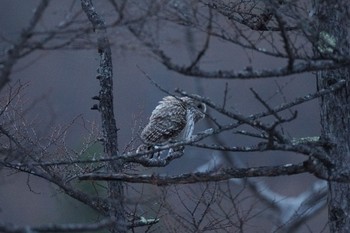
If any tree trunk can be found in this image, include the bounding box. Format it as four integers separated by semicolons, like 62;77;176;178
318;67;350;233
316;1;350;232
81;1;127;232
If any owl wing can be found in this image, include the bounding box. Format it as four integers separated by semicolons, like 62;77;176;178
141;97;187;144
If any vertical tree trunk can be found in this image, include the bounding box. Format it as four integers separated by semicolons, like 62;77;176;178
318;67;350;233
81;1;126;232
316;1;350;232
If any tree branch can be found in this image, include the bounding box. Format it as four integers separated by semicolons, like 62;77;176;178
79;161;311;185
0;0;49;91
155;48;350;79
0;217;117;233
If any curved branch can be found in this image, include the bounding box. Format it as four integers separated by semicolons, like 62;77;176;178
154;48;350;79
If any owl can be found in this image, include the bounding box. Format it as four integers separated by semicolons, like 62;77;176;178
137;95;206;154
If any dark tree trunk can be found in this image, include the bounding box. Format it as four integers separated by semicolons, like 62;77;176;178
81;1;126;232
318;67;350;233
316;1;350;232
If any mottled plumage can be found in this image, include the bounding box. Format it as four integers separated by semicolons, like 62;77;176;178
139;96;206;150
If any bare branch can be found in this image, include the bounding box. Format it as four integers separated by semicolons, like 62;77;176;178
207;1;275;31
0;217;117;233
154;49;349;79
187;7;213;71
274;10;295;71
0;0;49;91
79;161;311;185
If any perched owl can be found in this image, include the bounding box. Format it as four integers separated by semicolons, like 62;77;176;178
137;95;206;154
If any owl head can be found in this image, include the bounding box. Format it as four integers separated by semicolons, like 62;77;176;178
181;96;207;122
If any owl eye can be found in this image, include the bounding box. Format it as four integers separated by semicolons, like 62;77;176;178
197;104;203;109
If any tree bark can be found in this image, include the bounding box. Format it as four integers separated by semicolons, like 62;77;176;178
316;1;350;232
81;1;126;232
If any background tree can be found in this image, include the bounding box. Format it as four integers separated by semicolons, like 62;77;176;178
0;0;349;232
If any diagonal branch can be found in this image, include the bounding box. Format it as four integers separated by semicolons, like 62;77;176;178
0;0;49;91
186;7;213;71
275;12;295;71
